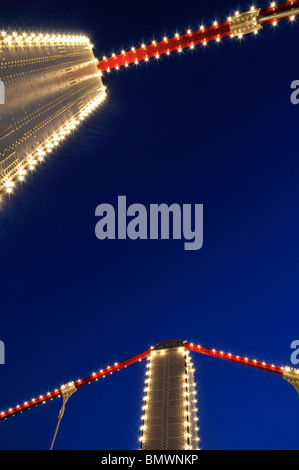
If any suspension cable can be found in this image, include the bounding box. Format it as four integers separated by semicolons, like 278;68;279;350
0;348;152;423
97;0;299;74
185;343;284;374
49;381;76;450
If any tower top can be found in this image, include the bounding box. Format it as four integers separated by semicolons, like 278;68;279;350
154;340;186;350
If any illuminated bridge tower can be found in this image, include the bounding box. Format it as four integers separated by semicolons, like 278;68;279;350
0;31;106;196
140;340;199;450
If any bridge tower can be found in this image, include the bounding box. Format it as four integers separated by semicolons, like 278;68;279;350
139;340;199;450
0;31;106;196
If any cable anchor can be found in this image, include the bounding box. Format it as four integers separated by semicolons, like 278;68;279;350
283;368;299;396
230;9;262;36
50;381;77;450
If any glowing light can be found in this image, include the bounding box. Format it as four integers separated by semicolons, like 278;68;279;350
1;90;106;195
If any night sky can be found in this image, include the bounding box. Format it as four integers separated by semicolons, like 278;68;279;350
0;0;299;450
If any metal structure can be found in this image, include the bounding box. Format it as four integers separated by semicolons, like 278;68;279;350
97;0;299;73
49;381;76;451
0;339;298;450
0;1;299;199
0;33;106;196
1;0;299;446
140;340;199;450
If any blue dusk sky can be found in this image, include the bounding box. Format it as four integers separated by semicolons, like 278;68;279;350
0;0;298;450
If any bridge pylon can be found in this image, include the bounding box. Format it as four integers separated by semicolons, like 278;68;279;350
139;340;199;450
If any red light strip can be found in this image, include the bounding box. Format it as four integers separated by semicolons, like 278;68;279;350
0;341;287;423
75;348;151;389
97;0;299;74
98;22;231;73
260;0;299;25
0;348;152;422
185;343;284;375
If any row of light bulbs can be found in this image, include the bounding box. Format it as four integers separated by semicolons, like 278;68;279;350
1;390;60;419
0;350;151;420
1;87;107;197
188;343;299;375
139;355;152;445
184;351;200;450
100;2;297;73
139;347;200;450
0;31;90;46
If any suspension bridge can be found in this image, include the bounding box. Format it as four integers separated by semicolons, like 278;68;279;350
1;0;299;450
0;339;298;449
0;0;299;198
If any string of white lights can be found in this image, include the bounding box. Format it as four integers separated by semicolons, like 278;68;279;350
1;88;107;197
